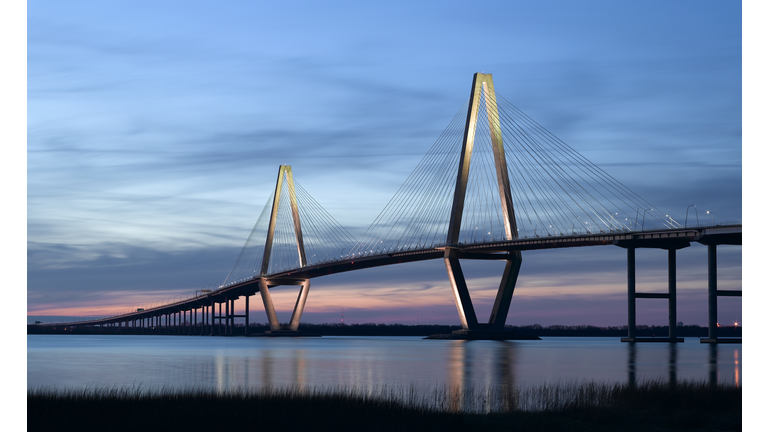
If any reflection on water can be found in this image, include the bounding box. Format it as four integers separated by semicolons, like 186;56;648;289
28;335;741;397
669;344;677;388
709;344;719;387
448;341;518;412
628;343;636;387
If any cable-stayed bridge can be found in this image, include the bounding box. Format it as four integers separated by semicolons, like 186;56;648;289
37;73;741;342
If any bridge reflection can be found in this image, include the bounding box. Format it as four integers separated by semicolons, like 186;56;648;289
626;342;740;388
198;339;742;401
447;340;517;412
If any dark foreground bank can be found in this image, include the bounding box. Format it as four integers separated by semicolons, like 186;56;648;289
28;380;740;432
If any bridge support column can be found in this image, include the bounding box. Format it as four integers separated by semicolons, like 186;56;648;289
668;248;677;340
259;279;283;331
488;251;523;330
444;249;478;330
225;298;230;336
233;299;237;334
707;244;718;341
218;302;223;335
627;247;636;339
288;280;311;331
208;303;213;336
259;278;313;335
699;243;742;343
230;298;235;335
244;295;249;336
435;249;530;339
619;241;685;343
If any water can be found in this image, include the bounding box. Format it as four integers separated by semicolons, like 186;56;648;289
27;335;740;392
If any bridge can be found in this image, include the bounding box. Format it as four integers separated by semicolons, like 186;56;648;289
36;73;741;343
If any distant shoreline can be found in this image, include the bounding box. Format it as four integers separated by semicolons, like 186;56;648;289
27;323;742;338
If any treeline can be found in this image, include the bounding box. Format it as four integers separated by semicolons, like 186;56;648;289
506;324;741;338
280;323;741;337
27;322;742;337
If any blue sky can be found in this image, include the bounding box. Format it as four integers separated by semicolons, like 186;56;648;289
24;1;744;326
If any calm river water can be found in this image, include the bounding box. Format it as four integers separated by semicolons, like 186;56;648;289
27;335;740;392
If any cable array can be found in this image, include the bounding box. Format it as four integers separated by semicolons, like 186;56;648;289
494;93;680;238
347;100;470;257
221;191;273;286
225;84;681;271
348;86;680;257
222;172;358;285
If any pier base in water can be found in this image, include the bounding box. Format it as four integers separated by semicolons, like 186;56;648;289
424;330;540;340
621;337;684;343
249;330;321;337
699;338;741;344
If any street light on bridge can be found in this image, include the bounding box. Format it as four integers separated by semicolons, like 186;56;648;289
685;205;699;228
641;208;653;231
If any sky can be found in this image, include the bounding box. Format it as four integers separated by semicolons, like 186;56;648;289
23;1;746;327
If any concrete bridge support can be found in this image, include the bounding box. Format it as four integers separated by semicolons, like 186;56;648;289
244;295;250;336
437;73;528;339
259;278;312;334
619;240;687;343
443;250;478;330
249;165;313;336
225;297;248;335
700;243;742;343
207;302;211;335
443;250;522;334
225;298;230;335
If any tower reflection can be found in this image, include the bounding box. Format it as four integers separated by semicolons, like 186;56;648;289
627;342;678;387
708;343;718;388
294;349;307;391
627;342;637;387
212;348;308;391
448;340;518;412
669;343;677;388
705;345;743;388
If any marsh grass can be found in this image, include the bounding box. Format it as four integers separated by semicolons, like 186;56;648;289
28;380;740;432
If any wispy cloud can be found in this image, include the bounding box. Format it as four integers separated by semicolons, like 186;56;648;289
27;1;741;325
